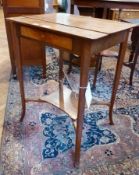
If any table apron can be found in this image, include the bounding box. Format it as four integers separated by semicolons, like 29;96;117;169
90;30;128;55
20;25;129;56
20;25;73;51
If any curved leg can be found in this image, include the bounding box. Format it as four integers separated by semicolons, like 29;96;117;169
11;22;26;122
20;106;26;122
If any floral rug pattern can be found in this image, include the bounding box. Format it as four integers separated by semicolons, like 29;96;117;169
40;112;75;159
40;111;117;160
1;47;139;175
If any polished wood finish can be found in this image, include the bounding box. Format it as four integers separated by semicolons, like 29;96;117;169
7;13;135;167
2;0;46;76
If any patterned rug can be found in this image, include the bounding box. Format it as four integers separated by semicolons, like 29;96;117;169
1;47;139;175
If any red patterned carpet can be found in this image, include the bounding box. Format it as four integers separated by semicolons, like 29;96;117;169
1;48;139;174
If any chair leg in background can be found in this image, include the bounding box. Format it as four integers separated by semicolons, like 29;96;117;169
93;55;102;88
67;53;74;74
129;44;139;86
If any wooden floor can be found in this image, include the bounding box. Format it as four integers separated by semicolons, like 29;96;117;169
0;8;11;145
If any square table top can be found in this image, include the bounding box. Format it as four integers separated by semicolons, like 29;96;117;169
8;13;136;40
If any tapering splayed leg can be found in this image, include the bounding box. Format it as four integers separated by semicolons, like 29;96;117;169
11;22;26;122
74;42;91;167
109;31;129;125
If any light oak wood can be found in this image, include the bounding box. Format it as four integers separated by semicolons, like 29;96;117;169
25;13;135;34
20;26;73;50
8;13;135;38
8;15;107;40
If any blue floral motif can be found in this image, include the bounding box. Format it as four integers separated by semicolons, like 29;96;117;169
40;111;117;159
82;111;117;150
40;113;75;159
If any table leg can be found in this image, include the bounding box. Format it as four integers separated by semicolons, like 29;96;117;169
11;22;26;122
67;53;74;74
58;51;65;109
6;20;17;76
109;31;129;125
59;51;64;80
42;44;46;79
74;42;91;167
93;54;102;88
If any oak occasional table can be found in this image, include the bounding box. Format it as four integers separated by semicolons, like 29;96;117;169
7;13;135;167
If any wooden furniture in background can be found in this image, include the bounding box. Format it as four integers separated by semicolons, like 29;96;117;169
70;0;139;70
71;0;139;86
7;13;135;166
71;0;139;19
2;0;46;77
123;19;139;85
109;9;139;20
93;20;139;87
